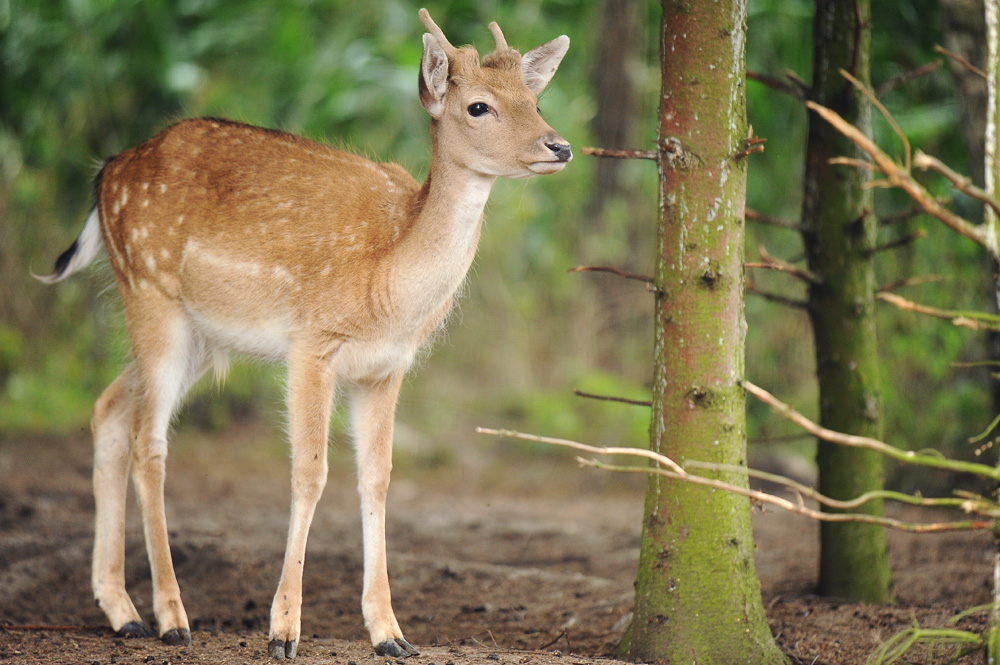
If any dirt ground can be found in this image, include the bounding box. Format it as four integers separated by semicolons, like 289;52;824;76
1;421;996;665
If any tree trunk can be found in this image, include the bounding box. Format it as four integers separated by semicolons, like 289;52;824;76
802;0;893;602
626;1;787;662
585;0;648;373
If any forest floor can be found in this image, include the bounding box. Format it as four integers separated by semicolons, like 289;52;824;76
0;421;995;665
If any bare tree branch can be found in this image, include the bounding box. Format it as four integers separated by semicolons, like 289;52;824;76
935;44;989;80
476;427;686;475
877;292;1000;331
475;427;993;533
877;274;943;293
806;98;990;252
869;229;928;254
742;380;1000;480
746;246;821;284
879;201;950;226
914;150;1000;219
877;60;944;97
745;208;801;231
684;459;996;515
840;68;912;172
746;70;808;100
581;146;658;161
568;264;655;285
746;286;808;309
573;389;652;408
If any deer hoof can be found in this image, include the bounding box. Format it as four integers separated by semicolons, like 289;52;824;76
117;621;155;639
161;628;192;646
374;638;420;658
269;638;298;660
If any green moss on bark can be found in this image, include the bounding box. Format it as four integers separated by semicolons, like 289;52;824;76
803;0;892;603
626;1;787;663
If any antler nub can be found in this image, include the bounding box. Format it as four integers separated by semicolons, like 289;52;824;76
419;8;457;55
488;21;509;52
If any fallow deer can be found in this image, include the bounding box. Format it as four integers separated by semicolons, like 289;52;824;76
37;8;571;660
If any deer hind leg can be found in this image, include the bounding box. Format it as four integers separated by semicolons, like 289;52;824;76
92;364;154;638
125;299;209;647
268;340;340;660
352;372;418;658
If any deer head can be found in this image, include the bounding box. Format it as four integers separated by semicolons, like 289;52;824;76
417;8;572;180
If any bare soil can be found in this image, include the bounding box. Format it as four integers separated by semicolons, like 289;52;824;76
0;422;994;665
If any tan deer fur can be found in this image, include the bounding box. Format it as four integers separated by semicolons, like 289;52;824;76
37;8;570;661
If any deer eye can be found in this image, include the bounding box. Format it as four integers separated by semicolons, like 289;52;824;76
468;102;491;117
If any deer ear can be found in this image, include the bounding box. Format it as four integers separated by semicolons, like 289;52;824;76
419;33;450;118
521;35;569;95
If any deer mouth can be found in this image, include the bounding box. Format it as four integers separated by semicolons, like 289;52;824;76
525;159;570;175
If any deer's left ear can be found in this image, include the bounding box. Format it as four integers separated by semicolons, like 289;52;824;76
521;35;569;95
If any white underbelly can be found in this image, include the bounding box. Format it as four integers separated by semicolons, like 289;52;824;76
186;306;292;359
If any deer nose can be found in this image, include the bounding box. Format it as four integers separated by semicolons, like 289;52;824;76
546;142;573;163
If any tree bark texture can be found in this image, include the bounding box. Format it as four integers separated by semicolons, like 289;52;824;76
627;1;787;662
802;0;893;602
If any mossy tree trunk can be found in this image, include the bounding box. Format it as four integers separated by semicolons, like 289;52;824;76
802;0;892;602
625;1;787;662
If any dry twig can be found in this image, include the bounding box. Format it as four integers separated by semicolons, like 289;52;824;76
746;285;808;310
746;70;808;100
745;208;801;231
934;44;989;80
914;151;1000;218
475;427;993;532
572;389;652;408
869;229;928;254
742;380;1000;480
568;265;655;285
806;99;990;251
876;60;944;97
877;292;1000;331
746;246;820;284
581;146;658;161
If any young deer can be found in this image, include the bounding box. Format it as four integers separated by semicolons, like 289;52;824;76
38;8;570;660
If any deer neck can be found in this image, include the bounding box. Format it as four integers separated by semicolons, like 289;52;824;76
385;141;495;324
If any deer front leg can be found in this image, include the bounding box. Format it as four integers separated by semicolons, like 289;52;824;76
92;366;153;638
268;342;338;660
352;372;419;659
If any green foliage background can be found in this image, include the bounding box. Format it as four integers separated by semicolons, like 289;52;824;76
0;0;991;486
